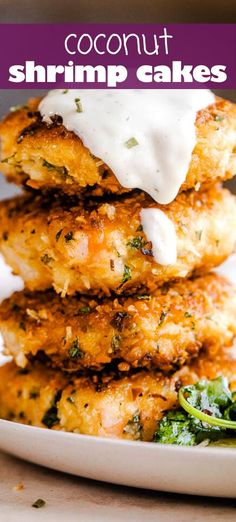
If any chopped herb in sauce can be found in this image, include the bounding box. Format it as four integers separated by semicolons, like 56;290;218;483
124;137;139;149
75;98;83;112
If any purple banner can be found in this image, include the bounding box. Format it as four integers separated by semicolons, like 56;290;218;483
0;23;235;88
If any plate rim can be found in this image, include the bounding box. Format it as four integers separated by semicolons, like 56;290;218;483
1;417;236;459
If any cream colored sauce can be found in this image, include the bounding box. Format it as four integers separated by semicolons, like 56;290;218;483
140;208;177;265
39;89;214;204
39;88;214;265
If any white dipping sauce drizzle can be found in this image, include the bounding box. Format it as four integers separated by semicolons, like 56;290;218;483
39;89;215;265
140;208;177;265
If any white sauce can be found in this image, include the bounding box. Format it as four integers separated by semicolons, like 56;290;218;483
39;89;214;204
39;88;215;266
140;208;177;265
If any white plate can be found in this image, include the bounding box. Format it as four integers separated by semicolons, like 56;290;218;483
0;420;236;498
0;251;236;497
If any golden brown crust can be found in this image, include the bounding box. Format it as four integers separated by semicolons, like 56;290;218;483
0;347;236;440
0;185;235;296
0;96;236;196
1;274;236;373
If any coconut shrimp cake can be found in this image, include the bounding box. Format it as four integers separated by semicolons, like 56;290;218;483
0;347;236;441
1;274;236;372
0;185;235;296
0;93;236;199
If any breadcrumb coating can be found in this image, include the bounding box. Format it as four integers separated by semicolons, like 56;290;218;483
0;347;236;441
0;185;235;296
0;97;236;196
1;274;236;372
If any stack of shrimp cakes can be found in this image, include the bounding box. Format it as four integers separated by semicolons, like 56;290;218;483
0;95;236;441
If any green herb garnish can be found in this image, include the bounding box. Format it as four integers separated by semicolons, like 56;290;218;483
125;137;139;149
75;98;83;112
154;377;236;446
136;294;150;300
136;224;143;232
123;413;142;437
121;265;132;285
42;159;68;178
79;306;91;314
179;378;236;429
68;338;83;359
127;236;146;250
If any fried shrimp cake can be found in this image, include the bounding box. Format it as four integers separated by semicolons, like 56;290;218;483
0;347;236;440
0;96;236;196
0;185;235;296
1;274;236;372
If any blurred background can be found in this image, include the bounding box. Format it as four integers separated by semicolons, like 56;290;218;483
0;0;235;194
0;0;235;23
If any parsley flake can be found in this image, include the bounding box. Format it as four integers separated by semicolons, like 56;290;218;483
75;98;83;112
121;265;132;285
68;338;83;359
124;137;139;149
